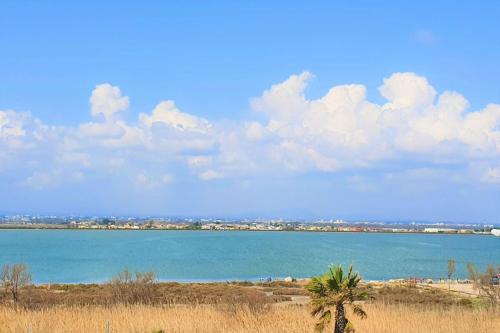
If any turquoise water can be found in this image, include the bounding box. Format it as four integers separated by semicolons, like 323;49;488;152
0;230;498;283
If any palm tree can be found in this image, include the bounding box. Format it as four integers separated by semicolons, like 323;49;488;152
307;265;367;333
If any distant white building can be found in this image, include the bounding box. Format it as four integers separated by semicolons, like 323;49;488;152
491;229;500;237
424;228;455;233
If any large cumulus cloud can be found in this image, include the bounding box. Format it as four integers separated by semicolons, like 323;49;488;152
246;71;500;176
1;72;499;190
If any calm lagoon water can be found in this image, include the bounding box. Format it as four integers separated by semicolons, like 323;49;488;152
0;230;498;283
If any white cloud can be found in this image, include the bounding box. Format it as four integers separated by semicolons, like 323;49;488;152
57;152;92;167
0;110;26;139
135;172;173;189
1;73;500;190
199;169;223;181
187;156;213;168
244;122;267;141
0;110;51;149
90;84;129;120
248;71;500;173
139;100;211;132
481;167;500;184
251;71;312;122
379;72;436;109
21;171;61;189
78;121;125;138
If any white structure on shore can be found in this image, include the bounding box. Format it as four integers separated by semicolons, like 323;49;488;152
491;229;500;237
424;227;455;233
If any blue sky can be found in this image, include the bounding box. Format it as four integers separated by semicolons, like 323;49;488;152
1;1;499;222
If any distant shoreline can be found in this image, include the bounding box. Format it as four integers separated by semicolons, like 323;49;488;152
0;224;496;236
0;223;497;236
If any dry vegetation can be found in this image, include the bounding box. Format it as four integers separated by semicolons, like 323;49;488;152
1;271;498;332
1;303;499;333
0;277;500;333
0;282;286;309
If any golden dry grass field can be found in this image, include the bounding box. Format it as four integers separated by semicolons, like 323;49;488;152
1;280;499;333
1;303;499;333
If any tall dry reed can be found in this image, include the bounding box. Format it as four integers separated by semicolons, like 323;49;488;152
0;303;498;333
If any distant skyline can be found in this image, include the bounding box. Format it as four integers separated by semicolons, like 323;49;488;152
1;213;497;227
1;1;500;222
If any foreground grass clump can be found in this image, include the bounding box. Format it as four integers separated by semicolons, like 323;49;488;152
1;303;498;333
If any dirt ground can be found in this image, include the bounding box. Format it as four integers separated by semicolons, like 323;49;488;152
425;281;481;296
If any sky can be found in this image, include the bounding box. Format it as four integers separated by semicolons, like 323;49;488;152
1;1;500;222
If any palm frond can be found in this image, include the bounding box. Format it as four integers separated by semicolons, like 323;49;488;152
308;276;329;292
310;298;327;317
319;309;332;322
352;304;367;319
314;309;332;333
356;291;369;300
333;265;343;286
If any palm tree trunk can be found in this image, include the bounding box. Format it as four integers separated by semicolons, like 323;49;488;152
334;303;348;333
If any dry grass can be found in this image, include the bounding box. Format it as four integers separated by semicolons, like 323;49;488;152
1;303;499;333
1;282;497;332
5;281;475;310
3;283;280;308
351;304;499;333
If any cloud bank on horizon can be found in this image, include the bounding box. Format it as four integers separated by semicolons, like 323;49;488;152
1;71;500;219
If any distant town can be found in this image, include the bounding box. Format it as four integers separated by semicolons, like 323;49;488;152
0;215;499;236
